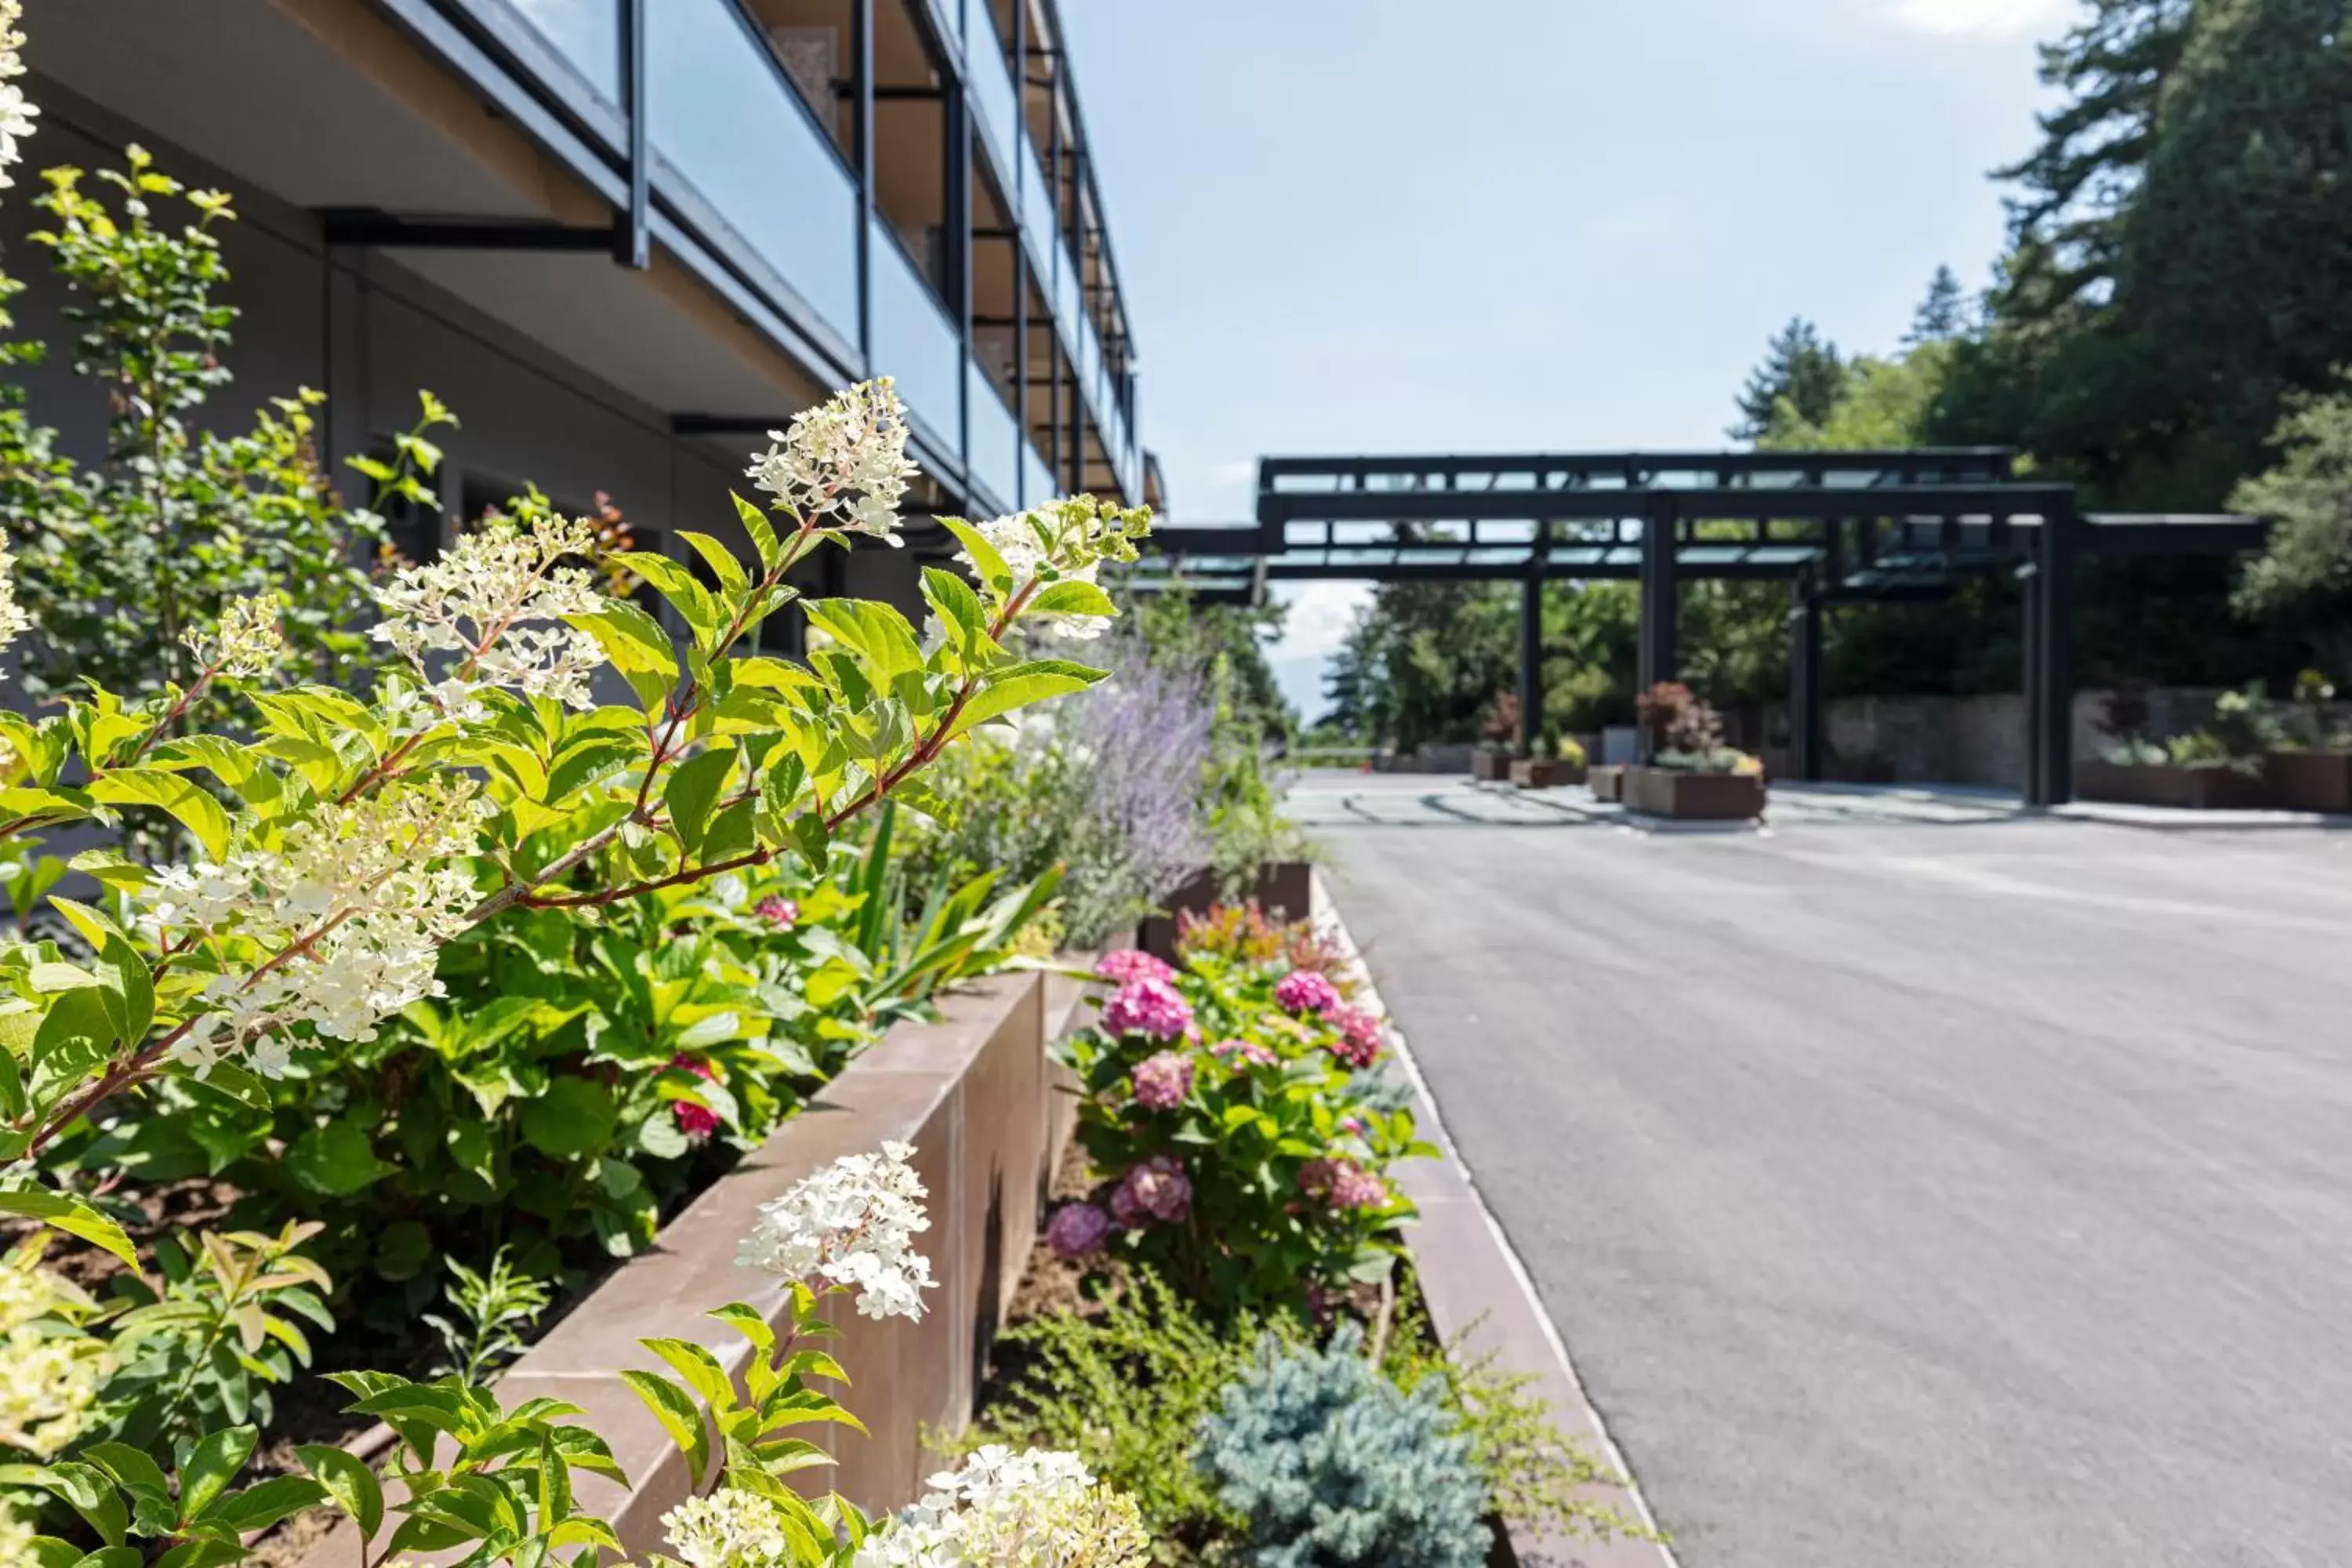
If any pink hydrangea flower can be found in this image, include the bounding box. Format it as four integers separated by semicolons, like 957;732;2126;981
1096;949;1175;986
756;895;799;927
1109;1155;1192;1226
670;1054;720;1138
1131;1050;1194;1110
1102;977;1194;1040
1044;1202;1112;1258
1329;1005;1385;1069
1274;969;1341;1016
1299;1156;1387;1211
1210;1036;1279;1068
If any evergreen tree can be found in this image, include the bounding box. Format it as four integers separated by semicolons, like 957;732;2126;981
1904;265;1969;345
1730;318;1849;442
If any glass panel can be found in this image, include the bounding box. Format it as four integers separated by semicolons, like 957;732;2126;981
1023;441;1057;506
505;0;621;100
869;217;961;452
652;0;860;343
1054;240;1081;356
1020;143;1055;259
965;22;1021;176
966;358;1020;513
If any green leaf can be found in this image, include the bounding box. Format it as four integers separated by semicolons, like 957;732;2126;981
620;1370;712;1492
802;600;926;684
178;1427;257;1522
1025;579;1117;619
731;491;784;574
938;516;1010;593
520;1077;617;1160
568;601;680;713
199;1475;326;1534
946;659;1107;741
87;768;231;860
0;1461;127;1544
678;531;750;595
920;566;989;649
662;748;736;857
699;797;759;865
0;1185;139;1269
285;1123;397;1197
616;551;723;646
154;1544;247;1568
294;1445;383;1540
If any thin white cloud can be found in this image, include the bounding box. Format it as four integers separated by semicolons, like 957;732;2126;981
1878;0;2072;40
1276;581;1370;661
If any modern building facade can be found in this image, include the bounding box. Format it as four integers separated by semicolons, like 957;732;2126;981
13;0;1152;616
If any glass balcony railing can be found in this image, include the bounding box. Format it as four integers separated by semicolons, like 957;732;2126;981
1022;441;1057;507
869;218;962;454
966;26;1022;181
967;358;1020;513
1054;249;1081;361
503;0;621;102
1019;143;1056;281
651;0;860;346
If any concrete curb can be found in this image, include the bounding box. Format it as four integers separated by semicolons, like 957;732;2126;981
1313;871;1682;1568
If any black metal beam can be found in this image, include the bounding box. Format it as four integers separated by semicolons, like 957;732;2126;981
1519;523;1548;759
1790;577;1822;782
1638;498;1679;710
1262;485;2078;526
612;0;648;269
320;210;615;251
1258;448;2017;485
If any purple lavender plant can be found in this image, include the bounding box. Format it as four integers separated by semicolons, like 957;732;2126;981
1053;641;1215;945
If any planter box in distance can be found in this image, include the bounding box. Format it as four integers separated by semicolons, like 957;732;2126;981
1472;750;1513;782
1139;859;1315;960
2073;759;2273;811
1509;758;1587;789
2263;750;2352;813
1622;765;1765;821
1587;764;1625;803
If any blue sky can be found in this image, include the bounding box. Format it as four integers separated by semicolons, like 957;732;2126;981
1057;0;2072;717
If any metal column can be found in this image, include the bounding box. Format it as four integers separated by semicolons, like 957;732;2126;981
2024;504;2076;806
1638;497;1679;695
1789;575;1823;782
1518;535;1546;755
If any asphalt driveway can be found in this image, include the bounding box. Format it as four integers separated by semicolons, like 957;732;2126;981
1308;777;2352;1568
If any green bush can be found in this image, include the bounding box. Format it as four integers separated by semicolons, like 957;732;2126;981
1196;1321;1491;1568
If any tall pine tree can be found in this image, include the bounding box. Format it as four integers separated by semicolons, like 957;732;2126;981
1904;265;1969;345
1730;318;1848;443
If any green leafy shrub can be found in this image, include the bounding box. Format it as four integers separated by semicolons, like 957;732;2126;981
1054;933;1428;1314
1196;1322;1490;1568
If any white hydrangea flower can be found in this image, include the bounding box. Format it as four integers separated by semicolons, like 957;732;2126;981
0;0;36;192
952;505;1120;641
956;511;1051;586
0;538;30;654
736;1140;935;1321
371;510;610;713
857;1446;1149;1567
746;378;918;545
0;1250;108;1458
0;1502;31;1563
183;593;283;680
143;776;492;1073
659;1487;795;1568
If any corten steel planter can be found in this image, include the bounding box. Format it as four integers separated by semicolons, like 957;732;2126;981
2263;750;2352;813
2073;759;2274;811
1622;765;1766;821
1587;764;1625;803
1472;750;1513;782
289;964;1096;1566
1509;758;1587;789
1139;858;1315;959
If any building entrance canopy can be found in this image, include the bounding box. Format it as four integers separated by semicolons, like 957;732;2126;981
1134;450;2266;806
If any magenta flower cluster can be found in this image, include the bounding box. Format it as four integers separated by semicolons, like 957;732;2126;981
1210;1036;1278;1068
1274;968;1341;1015
669;1054;721;1138
1329;1004;1385;1069
1045;1201;1112;1258
1095;948;1175;986
1299;1156;1388;1211
1102;976;1195;1040
1111;1155;1192;1226
755;895;799;928
1131;1050;1193;1110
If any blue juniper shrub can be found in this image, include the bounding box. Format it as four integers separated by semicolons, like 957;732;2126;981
1196;1323;1494;1568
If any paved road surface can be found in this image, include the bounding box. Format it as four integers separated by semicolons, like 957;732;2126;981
1309;777;2352;1568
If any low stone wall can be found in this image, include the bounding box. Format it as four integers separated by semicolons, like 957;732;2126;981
293;964;1095;1564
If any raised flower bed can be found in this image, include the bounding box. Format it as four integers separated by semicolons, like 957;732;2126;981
1623;765;1766;820
2074;758;2275;810
1510;757;1587;789
2263;750;2352;813
1588;763;1627;802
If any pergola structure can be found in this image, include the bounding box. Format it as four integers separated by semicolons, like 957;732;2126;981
1136;449;2267;807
